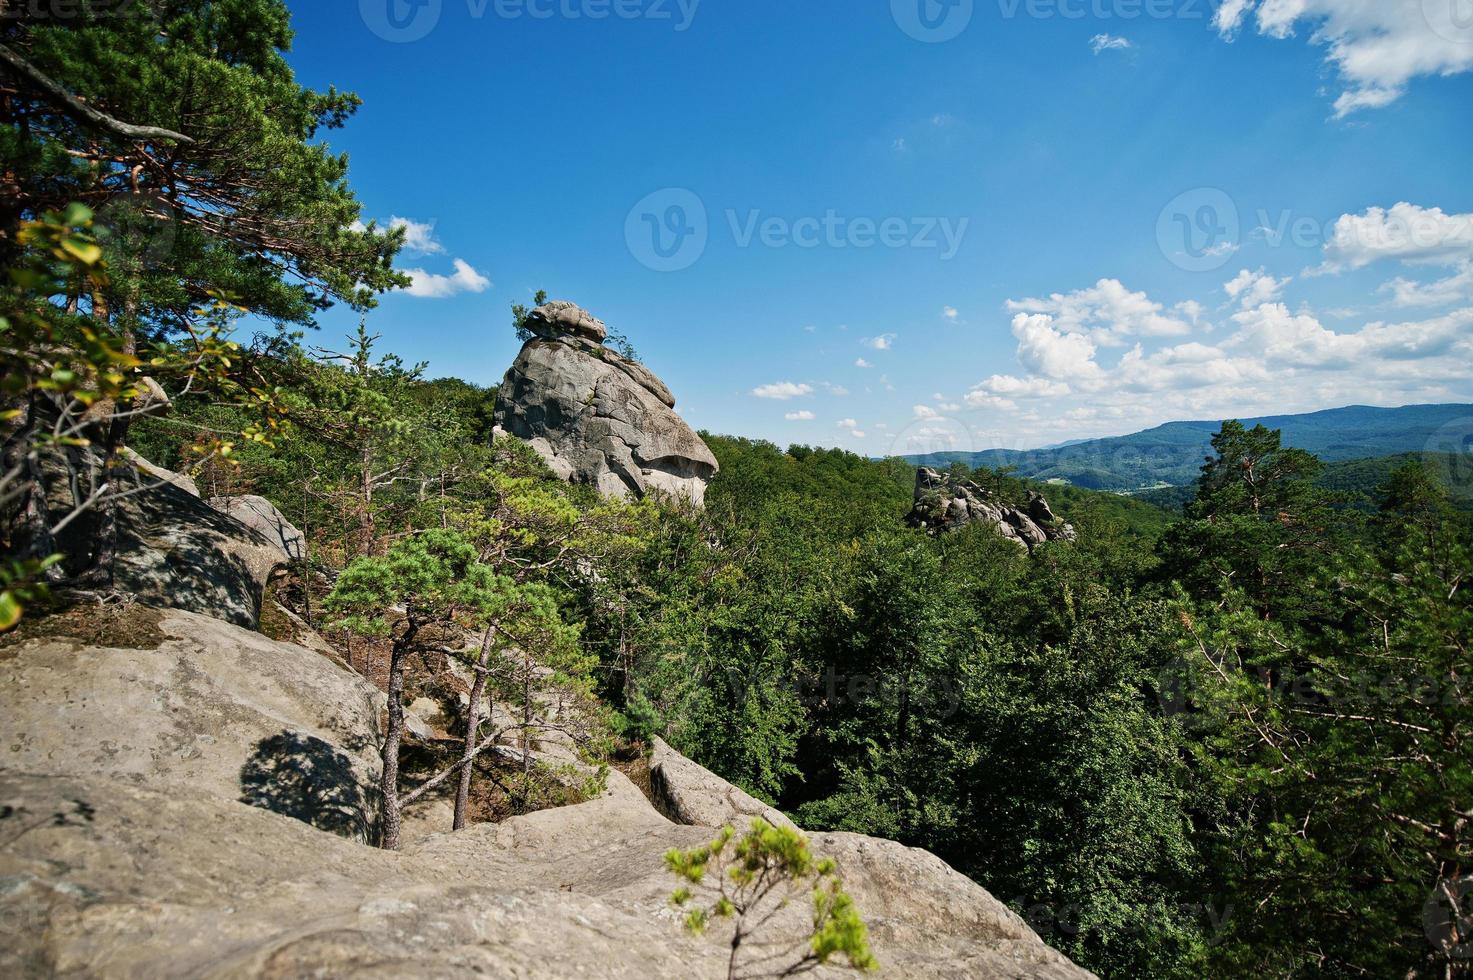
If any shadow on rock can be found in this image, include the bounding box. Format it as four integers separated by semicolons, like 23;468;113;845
239;731;373;843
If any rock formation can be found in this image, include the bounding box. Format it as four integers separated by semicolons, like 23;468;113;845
0;605;1095;978
493;301;718;505
208;494;306;564
106;465;291;629
907;467;1077;549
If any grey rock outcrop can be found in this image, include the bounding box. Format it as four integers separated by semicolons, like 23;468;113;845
0;607;383;842
208;494;306;563
106;470;292;628
649;735;797;830
908;467;1076;549
494;300;718;505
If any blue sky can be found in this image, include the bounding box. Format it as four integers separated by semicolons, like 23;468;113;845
286;0;1473;454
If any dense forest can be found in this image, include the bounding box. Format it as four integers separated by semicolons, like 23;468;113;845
2;4;1470;978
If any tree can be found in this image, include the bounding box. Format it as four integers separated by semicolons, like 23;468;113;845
1;1;405;588
323;529;579;849
511;290;548;343
1;203;285;618
666;818;876;979
1174;466;1472;977
1158;422;1336;626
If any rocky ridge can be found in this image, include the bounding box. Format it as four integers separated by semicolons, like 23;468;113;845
907;466;1077;549
493;300;719;505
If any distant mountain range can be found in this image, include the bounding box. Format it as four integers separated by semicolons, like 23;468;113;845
905;404;1473;492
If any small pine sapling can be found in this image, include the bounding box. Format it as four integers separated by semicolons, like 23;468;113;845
665;818;876;979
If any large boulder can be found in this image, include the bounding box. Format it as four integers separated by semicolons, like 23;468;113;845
494;301;718;505
107;471;291;629
208;494;306;563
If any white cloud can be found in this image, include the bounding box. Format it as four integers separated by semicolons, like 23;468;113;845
855;358;872;368
967;375;1071;405
1320;204;1473;272
823;382;850;397
892;138;907;152
862;334;896;351
938;402;961;412
1174;300;1206;325
401;259;492;299
1011;313;1105;382
1380;263;1473;308
1006;278;1192;345
1214;1;1473;117
942;306;960;322
1226;302;1472;369
913;404;942;420
1091;33;1132;54
354;216;446;256
1224;268;1291;308
958;267;1473;447
751;381;814;400
784;410;816;421
388;216;445;256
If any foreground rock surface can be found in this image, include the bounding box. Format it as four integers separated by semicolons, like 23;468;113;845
907;467;1077;549
0;607;1094;979
494;300;718;505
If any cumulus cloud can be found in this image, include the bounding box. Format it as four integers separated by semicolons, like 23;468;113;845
1320;204;1473;272
960;271;1473;446
967;375;1071;405
1380;263;1473;308
942;306;960;322
353;216;446;256
1006;278;1193;345
1224;268;1291;308
751;382;814;400
862;334;896;351
855;358;873;368
1213;1;1473;117
401;259;492;299
913;404;942;420
1011;314;1105;382
1091;33;1132;54
784;410;816;421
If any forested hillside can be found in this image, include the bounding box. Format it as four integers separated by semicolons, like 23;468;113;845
912;404;1473;490
2;3;1470;979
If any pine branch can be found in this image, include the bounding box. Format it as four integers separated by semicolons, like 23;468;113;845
0;43;194;145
